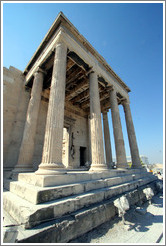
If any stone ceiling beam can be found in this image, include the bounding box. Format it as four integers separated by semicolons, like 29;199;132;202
66;67;84;84
66;57;75;71
62;31;130;98
80;88;108;109
65;79;88;100
71;89;89;104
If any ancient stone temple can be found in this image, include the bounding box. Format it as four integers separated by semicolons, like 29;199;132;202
3;12;159;243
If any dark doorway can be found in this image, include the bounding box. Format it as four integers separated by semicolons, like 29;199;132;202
80;147;86;166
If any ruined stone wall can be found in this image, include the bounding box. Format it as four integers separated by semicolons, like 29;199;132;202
3;67;30;170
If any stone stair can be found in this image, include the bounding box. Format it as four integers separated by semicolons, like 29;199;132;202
3;169;157;230
9;171;151;204
3;168;143;190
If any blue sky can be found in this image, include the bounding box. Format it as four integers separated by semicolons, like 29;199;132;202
3;2;163;164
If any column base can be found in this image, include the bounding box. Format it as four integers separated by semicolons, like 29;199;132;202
89;163;109;172
35;163;67;175
116;163;129;169
107;162;115;169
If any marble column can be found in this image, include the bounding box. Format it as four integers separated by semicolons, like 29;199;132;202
88;115;92;165
122;100;142;168
103;111;113;168
36;42;67;175
109;88;128;168
89;72;108;171
13;68;45;173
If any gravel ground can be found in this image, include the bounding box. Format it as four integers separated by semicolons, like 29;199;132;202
69;193;164;244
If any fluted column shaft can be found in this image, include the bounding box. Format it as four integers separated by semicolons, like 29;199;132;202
103;112;113;168
89;72;108;171
36;42;67;175
123;101;142;168
13;68;45;173
109;89;128;168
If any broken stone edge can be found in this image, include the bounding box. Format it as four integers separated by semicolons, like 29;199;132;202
16;179;163;243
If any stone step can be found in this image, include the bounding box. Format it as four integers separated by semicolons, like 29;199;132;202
3;175;157;229
17;169;148;187
16;179;162;243
9;172;152;204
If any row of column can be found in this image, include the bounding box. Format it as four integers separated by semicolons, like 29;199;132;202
102;95;141;169
13;40;142;175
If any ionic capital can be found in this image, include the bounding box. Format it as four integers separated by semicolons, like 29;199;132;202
89;70;95;74
55;40;67;49
51;33;67;54
34;67;47;76
108;86;118;100
86;67;93;76
54;29;67;50
56;27;66;42
88;69;96;81
121;98;130;106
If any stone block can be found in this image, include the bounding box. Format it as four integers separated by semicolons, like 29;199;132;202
18;179;160;243
84;179;106;192
4;170;158;232
17;170;137;187
5;177;161;243
10;181;39;204
9;172;145;204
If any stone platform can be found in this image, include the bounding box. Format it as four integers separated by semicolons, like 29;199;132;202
3;169;158;232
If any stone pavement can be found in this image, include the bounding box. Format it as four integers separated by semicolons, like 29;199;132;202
70;193;164;244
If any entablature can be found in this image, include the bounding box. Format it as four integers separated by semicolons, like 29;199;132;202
23;12;130;114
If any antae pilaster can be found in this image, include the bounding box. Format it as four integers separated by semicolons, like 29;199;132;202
36;41;67;175
13;68;46;173
103;111;113;168
109;88;128;168
89;72;108;171
122;100;142;168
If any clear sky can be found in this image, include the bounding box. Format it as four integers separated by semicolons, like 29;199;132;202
3;2;163;164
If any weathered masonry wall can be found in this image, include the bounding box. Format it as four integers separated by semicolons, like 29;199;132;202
64;103;89;169
3;67;30;170
3;67;89;171
32;100;89;170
